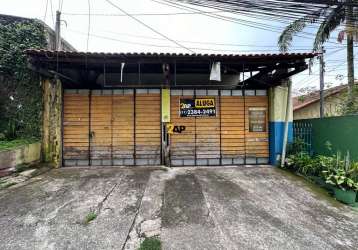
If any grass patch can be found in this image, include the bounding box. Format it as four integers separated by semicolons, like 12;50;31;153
84;211;97;224
139;237;162;250
0;138;39;151
0;181;16;189
15;164;29;173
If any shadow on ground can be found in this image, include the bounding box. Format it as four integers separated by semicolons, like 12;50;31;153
0;166;357;250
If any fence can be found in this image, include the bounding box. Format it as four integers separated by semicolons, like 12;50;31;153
294;115;358;160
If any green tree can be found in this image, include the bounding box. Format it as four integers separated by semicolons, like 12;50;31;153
278;2;357;112
0;20;47;139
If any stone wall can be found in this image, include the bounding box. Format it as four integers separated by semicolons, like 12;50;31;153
0;142;41;172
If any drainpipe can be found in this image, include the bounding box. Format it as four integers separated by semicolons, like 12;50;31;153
280;79;292;167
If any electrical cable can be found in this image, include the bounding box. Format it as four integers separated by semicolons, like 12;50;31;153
67;28;317;53
97;28;348;49
49;0;55;26
86;0;91;52
43;0;49;22
60;0;64;12
103;0;195;53
150;0;346;45
62;10;224;16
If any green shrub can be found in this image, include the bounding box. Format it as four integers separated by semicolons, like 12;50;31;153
139;237;161;250
287;138;308;155
84;211;97;224
0;19;47;140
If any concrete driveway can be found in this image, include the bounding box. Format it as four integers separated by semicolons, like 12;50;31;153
0;166;357;250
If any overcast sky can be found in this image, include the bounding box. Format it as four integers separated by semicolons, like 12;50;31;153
1;0;356;95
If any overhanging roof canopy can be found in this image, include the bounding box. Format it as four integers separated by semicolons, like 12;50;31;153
26;49;316;89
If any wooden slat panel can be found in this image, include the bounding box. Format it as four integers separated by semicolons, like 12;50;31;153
112;94;135;161
221;96;245;158
90;95;112;160
63;92;89;162
135;92;161;164
245;96;269;157
170;96;196;161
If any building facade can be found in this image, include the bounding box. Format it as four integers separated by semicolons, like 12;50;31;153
26;50;314;167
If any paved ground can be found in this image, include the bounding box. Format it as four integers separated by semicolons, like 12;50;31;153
0;166;357;250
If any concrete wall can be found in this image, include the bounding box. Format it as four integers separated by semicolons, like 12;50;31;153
269;85;293;165
293;92;345;120
0;142;41;170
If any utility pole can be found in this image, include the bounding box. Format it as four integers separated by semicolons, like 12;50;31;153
319;46;325;118
55;10;61;50
280;78;292;168
346;1;355;107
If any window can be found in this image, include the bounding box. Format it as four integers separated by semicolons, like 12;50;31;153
249;107;266;132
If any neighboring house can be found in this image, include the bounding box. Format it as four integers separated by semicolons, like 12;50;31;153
293;84;352;120
0;13;75;51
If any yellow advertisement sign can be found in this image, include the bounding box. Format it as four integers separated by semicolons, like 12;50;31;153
195;98;215;108
180;98;216;117
161;89;170;122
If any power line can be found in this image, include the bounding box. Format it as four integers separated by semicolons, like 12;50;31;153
98;28;347;49
103;0;194;53
43;0;49;23
86;0;91;52
150;0;345;46
49;0;55;26
59;0;64;12
66;28;320;53
62;10;225;16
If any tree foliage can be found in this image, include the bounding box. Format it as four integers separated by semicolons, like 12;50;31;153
278;3;357;114
0;20;47;140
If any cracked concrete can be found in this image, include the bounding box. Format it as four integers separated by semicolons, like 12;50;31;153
0;166;357;250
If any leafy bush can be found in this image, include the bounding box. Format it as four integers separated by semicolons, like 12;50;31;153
322;151;358;191
285;148;358;192
139;237;161;250
0;20;47;140
287;138;308;155
324;169;358;191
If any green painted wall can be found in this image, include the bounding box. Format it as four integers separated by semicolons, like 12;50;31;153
295;115;358;160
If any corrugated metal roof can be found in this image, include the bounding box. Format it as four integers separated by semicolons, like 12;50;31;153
25;49;317;60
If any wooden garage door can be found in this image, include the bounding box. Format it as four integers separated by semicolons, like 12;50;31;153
63;90;90;166
169;89;269;166
63;89;160;166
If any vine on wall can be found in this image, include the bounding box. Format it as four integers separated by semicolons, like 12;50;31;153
0;20;47;140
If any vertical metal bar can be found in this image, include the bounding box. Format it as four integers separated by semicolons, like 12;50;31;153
194;89;197;166
160;88;163;165
88;90;92;166
111;90;114;166
133;89;136;165
219;92;222;166
242;65;247;164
